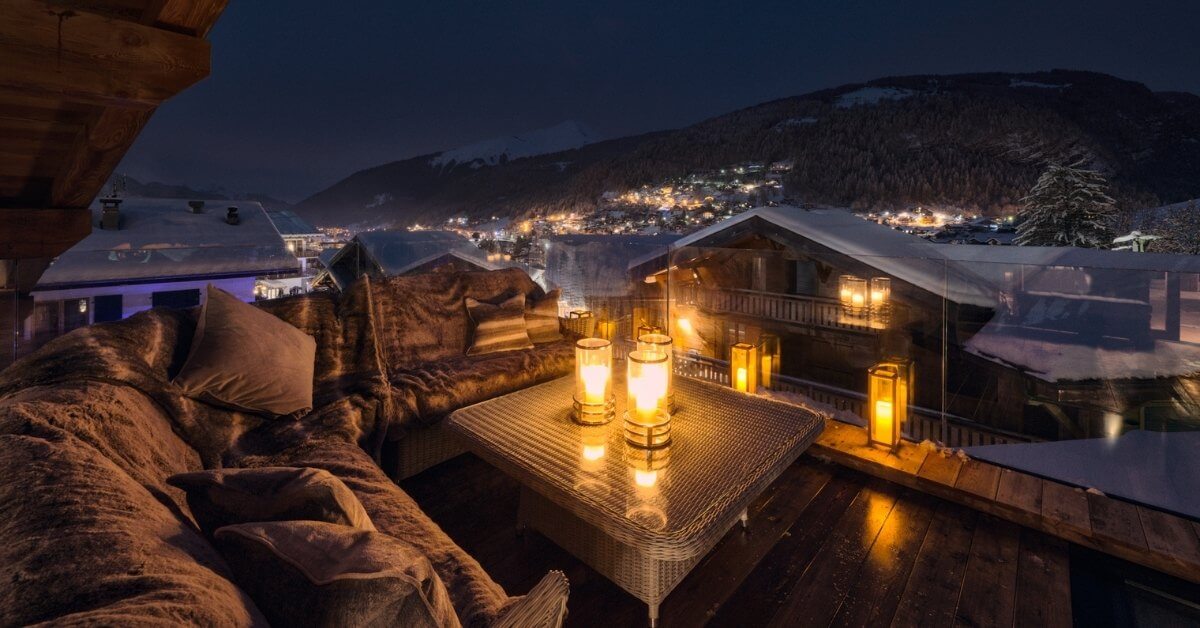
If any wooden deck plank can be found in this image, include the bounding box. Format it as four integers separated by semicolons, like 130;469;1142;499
708;470;865;627
1014;529;1072;628
660;460;836;626
829;488;940;627
765;478;900;627
815;419;930;477
955;459;1001;500
995;467;1043;518
1088;493;1148;552
954;515;1020;628
1040;480;1092;537
890;502;977;628
917;451;963;487
1137;506;1200;570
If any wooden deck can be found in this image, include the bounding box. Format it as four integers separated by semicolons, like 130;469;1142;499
403;454;1073;627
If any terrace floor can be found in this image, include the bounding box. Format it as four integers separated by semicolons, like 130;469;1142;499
406;454;1087;627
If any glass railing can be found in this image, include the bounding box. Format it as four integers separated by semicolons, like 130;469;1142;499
548;240;1197;520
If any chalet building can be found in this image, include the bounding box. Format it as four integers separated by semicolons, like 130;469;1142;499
541;233;677;318
265;208;325;272
629;206;1200;443
313;230;499;292
25;198;297;353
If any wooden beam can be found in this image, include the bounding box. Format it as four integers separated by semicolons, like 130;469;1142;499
0;0;211;108
50;106;153;207
144;0;229;38
0;207;91;258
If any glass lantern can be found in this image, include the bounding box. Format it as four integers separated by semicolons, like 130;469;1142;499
758;333;780;389
867;359;910;450
839;275;868;318
730;342;758;393
596;319;617;341
869;277;891;321
573;338;615;425
637;333;675;413
624;350;671;448
569;309;594;320
637;323;663;339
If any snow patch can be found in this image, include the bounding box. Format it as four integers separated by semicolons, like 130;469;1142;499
429;121;596;169
774;116;819;129
835;87;916;109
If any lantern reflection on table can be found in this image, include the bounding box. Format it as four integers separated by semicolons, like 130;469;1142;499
624;350;671;448
572;338;615;425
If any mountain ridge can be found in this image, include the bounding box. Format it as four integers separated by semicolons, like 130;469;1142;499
293;70;1200;228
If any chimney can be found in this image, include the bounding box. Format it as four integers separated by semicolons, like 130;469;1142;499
188;200;205;213
225;206;240;225
99;197;122;230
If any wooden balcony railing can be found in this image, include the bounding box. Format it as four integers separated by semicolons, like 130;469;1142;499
682;287;878;332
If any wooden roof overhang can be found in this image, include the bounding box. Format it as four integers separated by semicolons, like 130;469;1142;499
0;0;228;276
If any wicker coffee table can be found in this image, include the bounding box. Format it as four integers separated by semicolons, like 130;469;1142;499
447;373;824;626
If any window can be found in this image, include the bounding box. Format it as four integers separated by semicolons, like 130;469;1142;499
151;288;200;310
94;294;123;323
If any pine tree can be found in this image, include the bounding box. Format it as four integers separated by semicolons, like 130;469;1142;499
1014;163;1117;247
1148;200;1200;254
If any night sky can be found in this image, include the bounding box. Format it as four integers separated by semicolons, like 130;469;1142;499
118;0;1200;202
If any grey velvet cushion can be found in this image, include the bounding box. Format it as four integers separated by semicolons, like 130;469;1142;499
525;288;563;344
168;466;374;537
465;293;534;356
214;521;461;628
173;284;316;418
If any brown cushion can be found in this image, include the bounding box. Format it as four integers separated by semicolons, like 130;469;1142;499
173;284;316;417
168;466;374;538
465;293;533;356
525;288;563;344
214;521;461;628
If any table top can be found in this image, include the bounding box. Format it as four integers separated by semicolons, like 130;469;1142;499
447;373;824;560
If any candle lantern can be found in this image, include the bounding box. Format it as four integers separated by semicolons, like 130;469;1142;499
869;277;891;320
839;275;868;318
573;338;615;425
624;350;671;448
730;342;758;393
637;323;663;340
596;319;617;341
867;359;910;450
637;333;675;413
758;334;780;389
569;309;594;320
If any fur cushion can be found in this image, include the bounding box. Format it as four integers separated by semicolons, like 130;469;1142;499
525;289;563;344
214;521;460;628
464;294;534;356
173;285;316;418
168;466;375;538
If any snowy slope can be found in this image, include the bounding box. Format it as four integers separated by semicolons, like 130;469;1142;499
429;120;597;168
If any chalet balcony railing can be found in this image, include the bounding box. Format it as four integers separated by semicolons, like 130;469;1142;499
673;352;1032;448
682;287;876;332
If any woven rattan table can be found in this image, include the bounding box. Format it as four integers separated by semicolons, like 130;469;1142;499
447;373;824;626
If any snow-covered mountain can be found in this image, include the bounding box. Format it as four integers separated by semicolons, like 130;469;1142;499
429;120;597;169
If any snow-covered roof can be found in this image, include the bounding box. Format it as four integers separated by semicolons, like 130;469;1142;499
356;230;496;276
935;243;1200;273
36;198;297;289
266;209;321;237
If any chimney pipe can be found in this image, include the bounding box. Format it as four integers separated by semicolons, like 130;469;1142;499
99;197;122;230
188;200;205;213
225;206;240;225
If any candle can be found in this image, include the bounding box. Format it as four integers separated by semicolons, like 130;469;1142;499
852;293;864;308
581;364;608;405
735;367;748;391
631;361;667;421
871;290;884;304
840;288;851;300
875;399;893;443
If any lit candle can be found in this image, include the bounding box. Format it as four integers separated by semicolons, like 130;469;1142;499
581;364;608;405
875;399;893;443
631;360;667;422
871;290;884;304
852;293;864;308
735;367;748;391
840;288;851;300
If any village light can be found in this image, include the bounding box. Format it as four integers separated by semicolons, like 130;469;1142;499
867;358;911;450
573;338;615;425
624;350;671;448
637;333;675;413
730;342;758;393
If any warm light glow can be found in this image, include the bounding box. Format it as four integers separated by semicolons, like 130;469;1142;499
629;360;668;420
582;444;606;461
867;358;910;449
730;342;758;393
736;367;748;391
871;290;885;303
875;400;894;442
581;364;608;405
851;293;864;307
634;469;658;487
761;354;772;388
677;317;694;335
